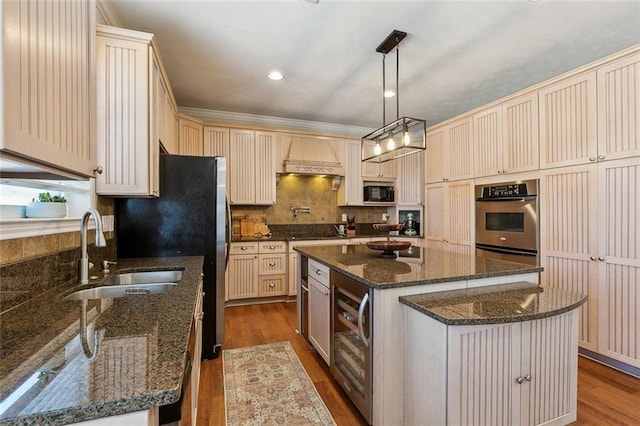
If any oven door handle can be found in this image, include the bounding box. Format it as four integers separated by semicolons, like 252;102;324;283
476;196;537;202
357;292;370;348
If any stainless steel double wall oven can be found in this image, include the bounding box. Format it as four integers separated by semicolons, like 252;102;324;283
475;179;539;265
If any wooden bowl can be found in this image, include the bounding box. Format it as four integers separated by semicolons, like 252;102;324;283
366;240;412;258
372;223;405;232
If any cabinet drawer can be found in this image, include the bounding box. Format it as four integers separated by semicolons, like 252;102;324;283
258;253;287;275
229;242;259;255
259;241;287;253
308;259;330;287
258;275;287;297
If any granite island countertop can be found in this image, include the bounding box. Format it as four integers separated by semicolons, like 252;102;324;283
399;281;587;325
294;244;542;289
0;256;203;426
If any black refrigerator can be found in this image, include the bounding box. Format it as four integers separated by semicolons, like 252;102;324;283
115;154;228;359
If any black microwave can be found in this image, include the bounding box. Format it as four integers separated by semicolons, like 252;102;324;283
363;184;395;203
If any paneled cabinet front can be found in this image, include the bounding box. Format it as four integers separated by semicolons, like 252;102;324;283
337;139;364;206
474;92;539;178
1;0;97;177
425;117;474;184
95;25;167;196
405;309;579;426
228;129;277;205
178;114;204;156
424;180;474;255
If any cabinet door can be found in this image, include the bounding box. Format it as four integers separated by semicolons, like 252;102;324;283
308;276;330;364
474;106;502;178
540;165;599;350
229;129;255;204
539;72;597;169
597;158;640;367
447;180;474;248
254;131;277;204
362;141;397;178
258;275;287;297
520;311;578;426
288;252;298;297
447;322;521;426
425;127;447;183
203;126;230;157
178;115;203;156
502;92;539;174
447;117;474;181
597;53;640;161
258;254;287;275
424;183;447;244
227;254;259;300
396;150;423;205
2;0;96;177
338;139;363;206
96;33;155;196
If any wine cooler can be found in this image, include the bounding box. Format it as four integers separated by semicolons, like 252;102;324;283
330;270;373;424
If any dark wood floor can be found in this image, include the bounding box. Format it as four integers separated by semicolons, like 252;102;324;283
196;302;640;425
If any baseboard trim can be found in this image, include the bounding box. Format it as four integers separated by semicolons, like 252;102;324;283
579;347;640;378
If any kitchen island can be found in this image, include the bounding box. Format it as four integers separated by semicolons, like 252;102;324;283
295;244;583;425
0;256;203;426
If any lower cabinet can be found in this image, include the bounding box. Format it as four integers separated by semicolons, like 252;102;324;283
405;309;579;426
308;260;331;364
227;242;287;302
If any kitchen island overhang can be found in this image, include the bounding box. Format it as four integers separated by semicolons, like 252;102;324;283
294;244;583;425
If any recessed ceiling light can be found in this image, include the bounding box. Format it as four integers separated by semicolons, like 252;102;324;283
383;90;396;98
268;71;284;81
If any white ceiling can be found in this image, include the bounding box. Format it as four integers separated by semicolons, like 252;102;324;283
108;0;640;132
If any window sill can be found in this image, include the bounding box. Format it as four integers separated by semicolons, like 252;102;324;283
0;217;109;240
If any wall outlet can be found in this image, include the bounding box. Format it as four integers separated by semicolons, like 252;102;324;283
341;213;347;221
102;215;114;232
382;213;388;221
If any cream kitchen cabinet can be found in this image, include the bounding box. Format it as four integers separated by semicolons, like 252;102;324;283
154;63;178;155
406;309;579;426
474;92;539;178
308;259;331;364
178;114;204;156
203;126;230;157
425;116;474;184
362;141;398;179
288;239;350;297
337;139;364;206
228;129;277;205
396;150;424;205
540;158;640;368
424;180;474;255
539;71;598;169
1;0;97;177
227;241;288;301
596;52;640;161
96;25;170;197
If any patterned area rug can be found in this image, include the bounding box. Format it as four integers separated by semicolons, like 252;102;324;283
223;341;336;425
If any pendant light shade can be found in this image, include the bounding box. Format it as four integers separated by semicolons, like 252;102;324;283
362;30;426;163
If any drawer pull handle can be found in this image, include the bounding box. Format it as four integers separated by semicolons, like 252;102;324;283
268;245;276;249
315;270;322;275
269;261;276;267
269;283;275;288
240;247;248;251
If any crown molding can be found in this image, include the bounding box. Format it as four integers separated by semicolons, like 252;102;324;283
96;0;123;27
179;107;372;138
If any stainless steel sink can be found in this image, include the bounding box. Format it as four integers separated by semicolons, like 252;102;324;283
102;269;183;285
62;283;177;301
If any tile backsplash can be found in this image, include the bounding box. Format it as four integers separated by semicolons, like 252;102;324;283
232;175;388;225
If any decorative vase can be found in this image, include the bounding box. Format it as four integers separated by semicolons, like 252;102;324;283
26;202;68;218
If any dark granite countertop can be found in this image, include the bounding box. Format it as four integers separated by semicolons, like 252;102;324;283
0;256;203;426
231;222;416;242
399;282;587;325
295;245;542;289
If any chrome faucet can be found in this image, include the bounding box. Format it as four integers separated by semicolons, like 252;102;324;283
79;208;107;285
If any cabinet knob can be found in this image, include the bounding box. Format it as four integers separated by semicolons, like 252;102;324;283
515;377;524;384
589;157;597;162
269;261;276;267
198;313;204;320
524;375;531;382
502;169;507;174
590;256;597;261
153;189;159;195
268;245;276;249
598;155;605;160
598;257;605;261
497;170;503;174
94;165;104;175
269;283;275;288
315;270;321;275
240;246;248;251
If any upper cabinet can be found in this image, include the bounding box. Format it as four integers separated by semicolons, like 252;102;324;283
337;139;363;206
425;116;473;184
596;52;640;161
95;25;171;197
228;129;277;205
1;0;97;177
203;126;230;158
474;92;539;178
539;72;598;169
362;141;397;179
178;114;204;156
396;151;423;205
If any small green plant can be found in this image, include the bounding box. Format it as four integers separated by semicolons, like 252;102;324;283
33;192;67;203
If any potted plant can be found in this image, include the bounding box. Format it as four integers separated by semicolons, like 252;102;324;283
26;192;68;218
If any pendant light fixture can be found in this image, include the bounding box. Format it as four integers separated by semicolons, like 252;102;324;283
362;30;426;163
